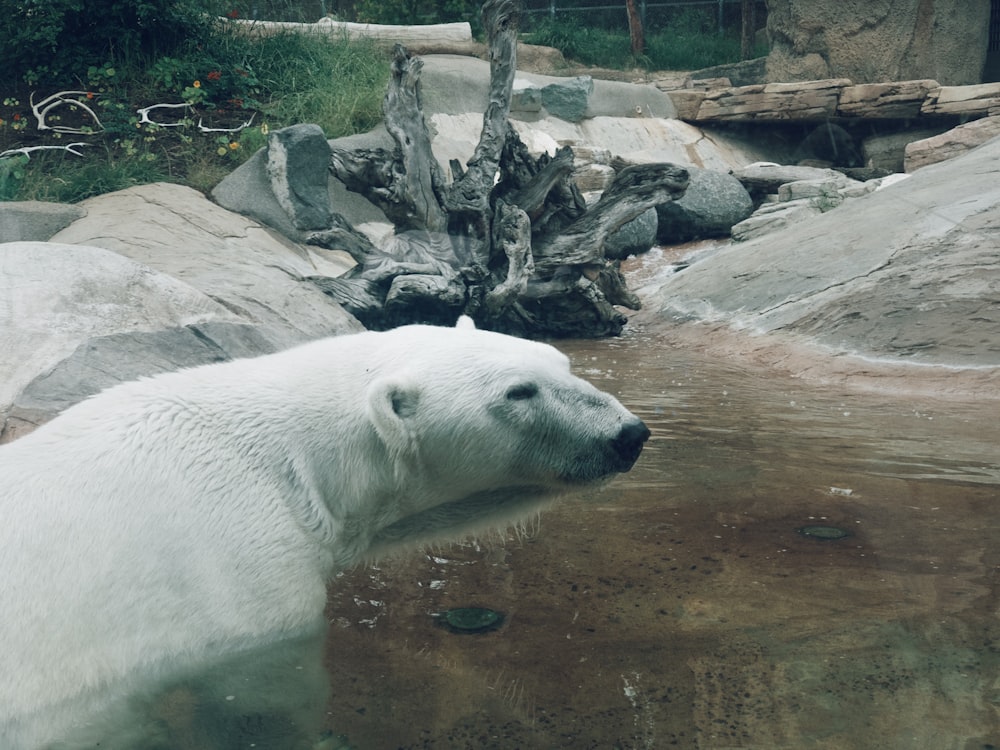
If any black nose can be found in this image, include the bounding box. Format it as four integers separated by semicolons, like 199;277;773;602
611;419;651;471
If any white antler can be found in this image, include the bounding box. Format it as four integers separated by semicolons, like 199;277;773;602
30;91;103;133
1;142;90;158
136;102;191;127
197;111;256;133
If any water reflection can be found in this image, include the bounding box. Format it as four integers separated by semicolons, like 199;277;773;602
323;326;1000;750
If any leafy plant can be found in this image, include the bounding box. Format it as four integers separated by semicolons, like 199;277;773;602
0;0;215;87
525;12;761;71
0;154;28;200
0;18;389;203
354;0;480;28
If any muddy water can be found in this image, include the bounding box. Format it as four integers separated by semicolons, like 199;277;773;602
323;327;1000;750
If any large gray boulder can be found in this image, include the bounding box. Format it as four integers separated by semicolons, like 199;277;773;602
605;208;658;260
265;123;333;231
50;182;358;344
641;136;1000;367
0;242;274;441
1;183;361;439
214;126;392;244
540;76;594;122
655;168;753;243
765;0;990;85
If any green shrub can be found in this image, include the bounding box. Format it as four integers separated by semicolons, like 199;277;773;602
0;0;215;87
525;11;760;71
353;0;481;29
0;20;388;202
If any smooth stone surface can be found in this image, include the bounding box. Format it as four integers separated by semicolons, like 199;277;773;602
643;137;1000;366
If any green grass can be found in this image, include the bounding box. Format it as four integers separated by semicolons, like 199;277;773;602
524;14;765;71
0;9;763;204
0;27;389;202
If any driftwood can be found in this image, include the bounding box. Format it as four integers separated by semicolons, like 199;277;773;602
312;0;689;337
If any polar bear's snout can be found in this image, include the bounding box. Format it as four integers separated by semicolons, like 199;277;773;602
610;418;651;471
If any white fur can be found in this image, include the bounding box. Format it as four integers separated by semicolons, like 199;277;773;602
0;321;643;748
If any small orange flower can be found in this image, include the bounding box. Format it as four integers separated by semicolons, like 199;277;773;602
86;91;94;99
193;80;201;88
12;113;20;121
228;141;240;150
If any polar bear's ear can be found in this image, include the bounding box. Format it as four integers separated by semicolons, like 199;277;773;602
367;376;420;460
455;315;476;330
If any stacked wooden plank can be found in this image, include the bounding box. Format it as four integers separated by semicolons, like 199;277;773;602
694;79;850;121
660;77;1000;123
920;83;1000;117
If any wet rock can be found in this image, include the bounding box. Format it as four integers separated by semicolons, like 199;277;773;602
605;207;658;260
656;167;753;243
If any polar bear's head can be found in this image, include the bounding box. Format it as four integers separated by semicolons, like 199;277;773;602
361;317;649;556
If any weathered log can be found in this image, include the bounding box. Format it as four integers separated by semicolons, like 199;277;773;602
533;163;689;271
385;273;467;326
494;129;586;240
442;0;522;271
307;276;385;324
328;147;407;227
512;274;628;337
314;0;690;337
382;46;450;234
483;200;533;316
304;213;379;265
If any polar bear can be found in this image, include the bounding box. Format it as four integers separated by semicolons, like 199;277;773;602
0;318;648;749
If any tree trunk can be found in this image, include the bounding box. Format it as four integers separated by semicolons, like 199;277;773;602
741;0;756;60
316;0;689;337
625;0;645;57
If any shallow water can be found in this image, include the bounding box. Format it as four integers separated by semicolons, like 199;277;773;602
323;326;1000;750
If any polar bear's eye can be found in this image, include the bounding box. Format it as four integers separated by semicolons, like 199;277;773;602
506;383;538;401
